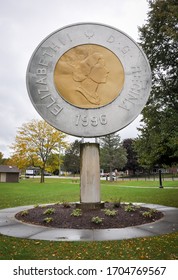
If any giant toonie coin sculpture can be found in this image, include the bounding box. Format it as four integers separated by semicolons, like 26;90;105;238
26;23;151;137
27;23;152;208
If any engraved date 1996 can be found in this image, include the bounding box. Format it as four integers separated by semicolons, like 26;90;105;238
75;114;107;127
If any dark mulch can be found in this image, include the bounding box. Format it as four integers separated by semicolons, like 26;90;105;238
15;203;164;229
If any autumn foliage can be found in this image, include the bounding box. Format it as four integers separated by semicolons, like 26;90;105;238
9;119;67;182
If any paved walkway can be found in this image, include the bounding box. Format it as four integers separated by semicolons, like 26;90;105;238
0;204;178;242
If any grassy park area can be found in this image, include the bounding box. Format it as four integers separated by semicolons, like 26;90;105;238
0;178;178;260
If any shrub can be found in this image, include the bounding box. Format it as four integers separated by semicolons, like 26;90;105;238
62;202;71;208
103;209;117;216
21;210;29;216
142;211;152;218
113;198;122;208
124;204;136;212
70;208;82;217
91;216;103;224
43;217;53;223
142;208;158;218
150;208;158;214
43;208;55;215
34;204;39;208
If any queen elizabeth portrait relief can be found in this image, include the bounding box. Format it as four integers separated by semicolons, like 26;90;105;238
54;44;124;108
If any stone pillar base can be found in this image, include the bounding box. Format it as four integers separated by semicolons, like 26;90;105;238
80;143;100;203
76;202;105;210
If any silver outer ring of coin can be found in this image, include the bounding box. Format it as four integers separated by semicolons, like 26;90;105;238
26;22;151;137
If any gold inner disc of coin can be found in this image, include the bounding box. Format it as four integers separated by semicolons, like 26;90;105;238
54;44;125;108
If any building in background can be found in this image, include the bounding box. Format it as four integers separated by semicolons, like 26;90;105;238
0;165;20;183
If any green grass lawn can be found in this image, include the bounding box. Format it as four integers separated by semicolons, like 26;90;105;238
0;178;178;260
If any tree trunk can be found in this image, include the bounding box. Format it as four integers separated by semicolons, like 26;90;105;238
40;168;45;183
109;164;113;182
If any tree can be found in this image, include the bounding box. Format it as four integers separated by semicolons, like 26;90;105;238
0;152;9;165
122;138;140;175
134;0;178;168
0;152;4;165
45;153;63;175
63;140;80;175
9;119;67;182
100;133;127;181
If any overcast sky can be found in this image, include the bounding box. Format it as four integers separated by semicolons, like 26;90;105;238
0;0;149;157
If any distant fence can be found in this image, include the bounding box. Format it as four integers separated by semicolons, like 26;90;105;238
115;174;178;181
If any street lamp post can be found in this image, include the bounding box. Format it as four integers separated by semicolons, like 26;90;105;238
159;169;163;188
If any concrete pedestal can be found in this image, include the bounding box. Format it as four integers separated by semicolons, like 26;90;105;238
79;143;102;209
